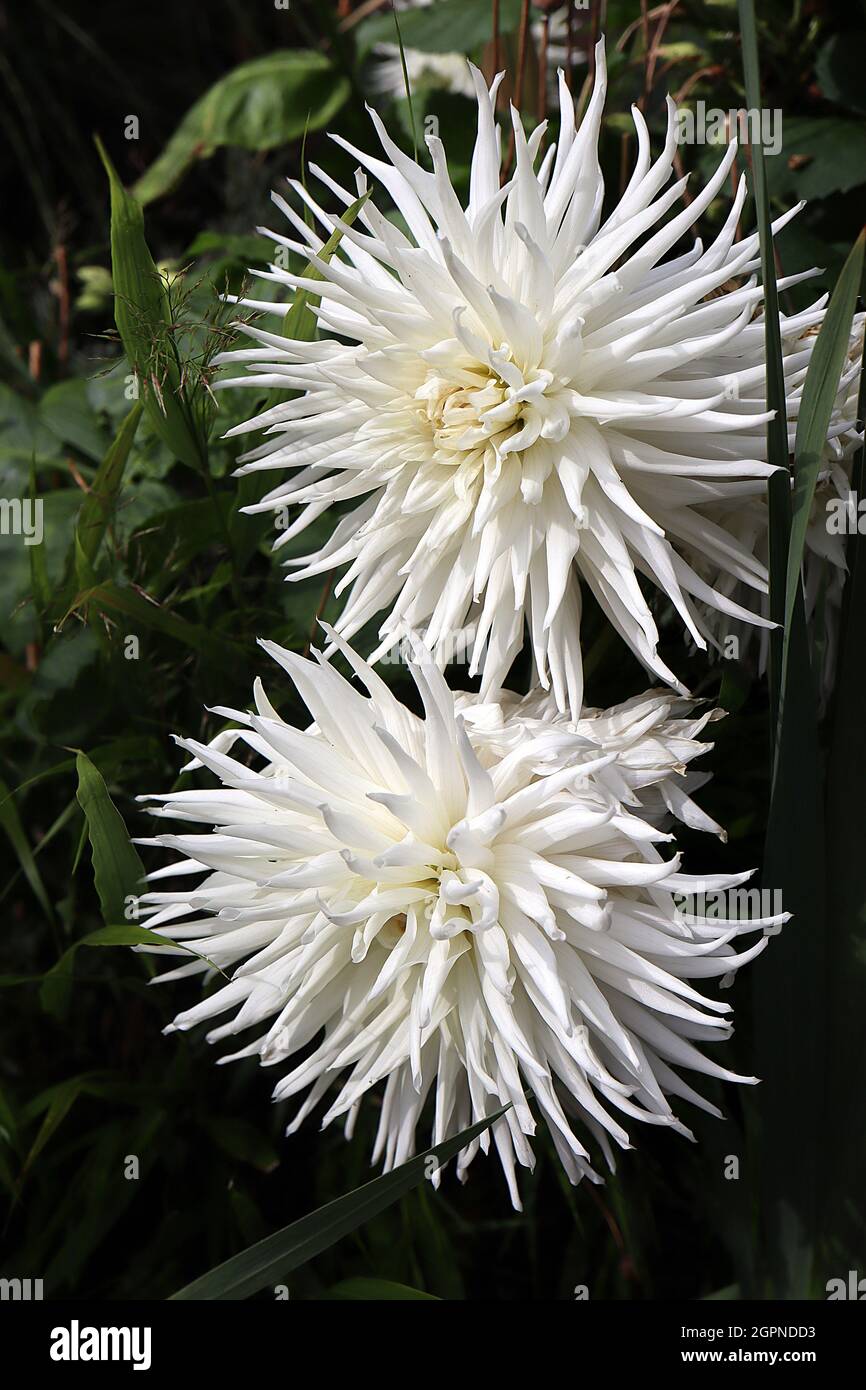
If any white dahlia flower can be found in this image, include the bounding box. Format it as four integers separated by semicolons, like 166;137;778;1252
217;37;823;716
367;48;478;104
136;632;781;1206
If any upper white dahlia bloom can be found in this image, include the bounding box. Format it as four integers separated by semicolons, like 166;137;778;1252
136;632;781;1206
216;37;822;717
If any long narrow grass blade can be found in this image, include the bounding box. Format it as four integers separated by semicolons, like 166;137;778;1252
738;0;790;741
780;231;865;713
392;6;418;162
738;0;829;1300
170;1107;508;1300
823;315;866;1272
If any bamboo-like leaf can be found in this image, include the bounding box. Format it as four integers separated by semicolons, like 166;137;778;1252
41;923;228;1018
74;402;143;580
96;137;207;471
67;581;242;663
0;774;54;923
276;191;370;348
20;1072;117;1180
234;191;370;558
170;1107;508;1300
74;752;144;928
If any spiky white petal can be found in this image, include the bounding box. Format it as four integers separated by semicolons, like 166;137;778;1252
135;633;777;1206
217;38;825;716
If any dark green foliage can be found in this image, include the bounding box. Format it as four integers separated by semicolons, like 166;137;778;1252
1;0;864;1302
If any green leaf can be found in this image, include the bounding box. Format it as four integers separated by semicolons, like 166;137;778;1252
326;1277;439;1301
69;580;243;663
738;0;790;739
816;33;866;115
738;0;830;1299
359;0;523;55
22;1078;89;1175
781;231;866;714
73;403;143;580
823;337;866;1270
766;117;866;202
40;923;228;1018
392;6;418;161
170;1108;508;1300
20;1072;116;1178
40;380;110;462
132;52;350;206
96;137;207;471
74;751;144;928
232;190;370;561
0;773;54;922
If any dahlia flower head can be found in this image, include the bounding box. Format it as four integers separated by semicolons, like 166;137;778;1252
217;36;825;717
137;632;784;1206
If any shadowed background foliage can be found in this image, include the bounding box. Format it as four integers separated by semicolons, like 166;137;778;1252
1;0;864;1300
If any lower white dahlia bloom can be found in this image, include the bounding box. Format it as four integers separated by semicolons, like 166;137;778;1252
136;632;782;1206
217;37;823;716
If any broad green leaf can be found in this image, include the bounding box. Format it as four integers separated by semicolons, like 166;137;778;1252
96;138;207;471
816;33;866;115
359;0;523;55
170;1107;508;1300
40;380;109;462
0;381;62;466
132;52;350;206
766;117;866;201
74;751;144;928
